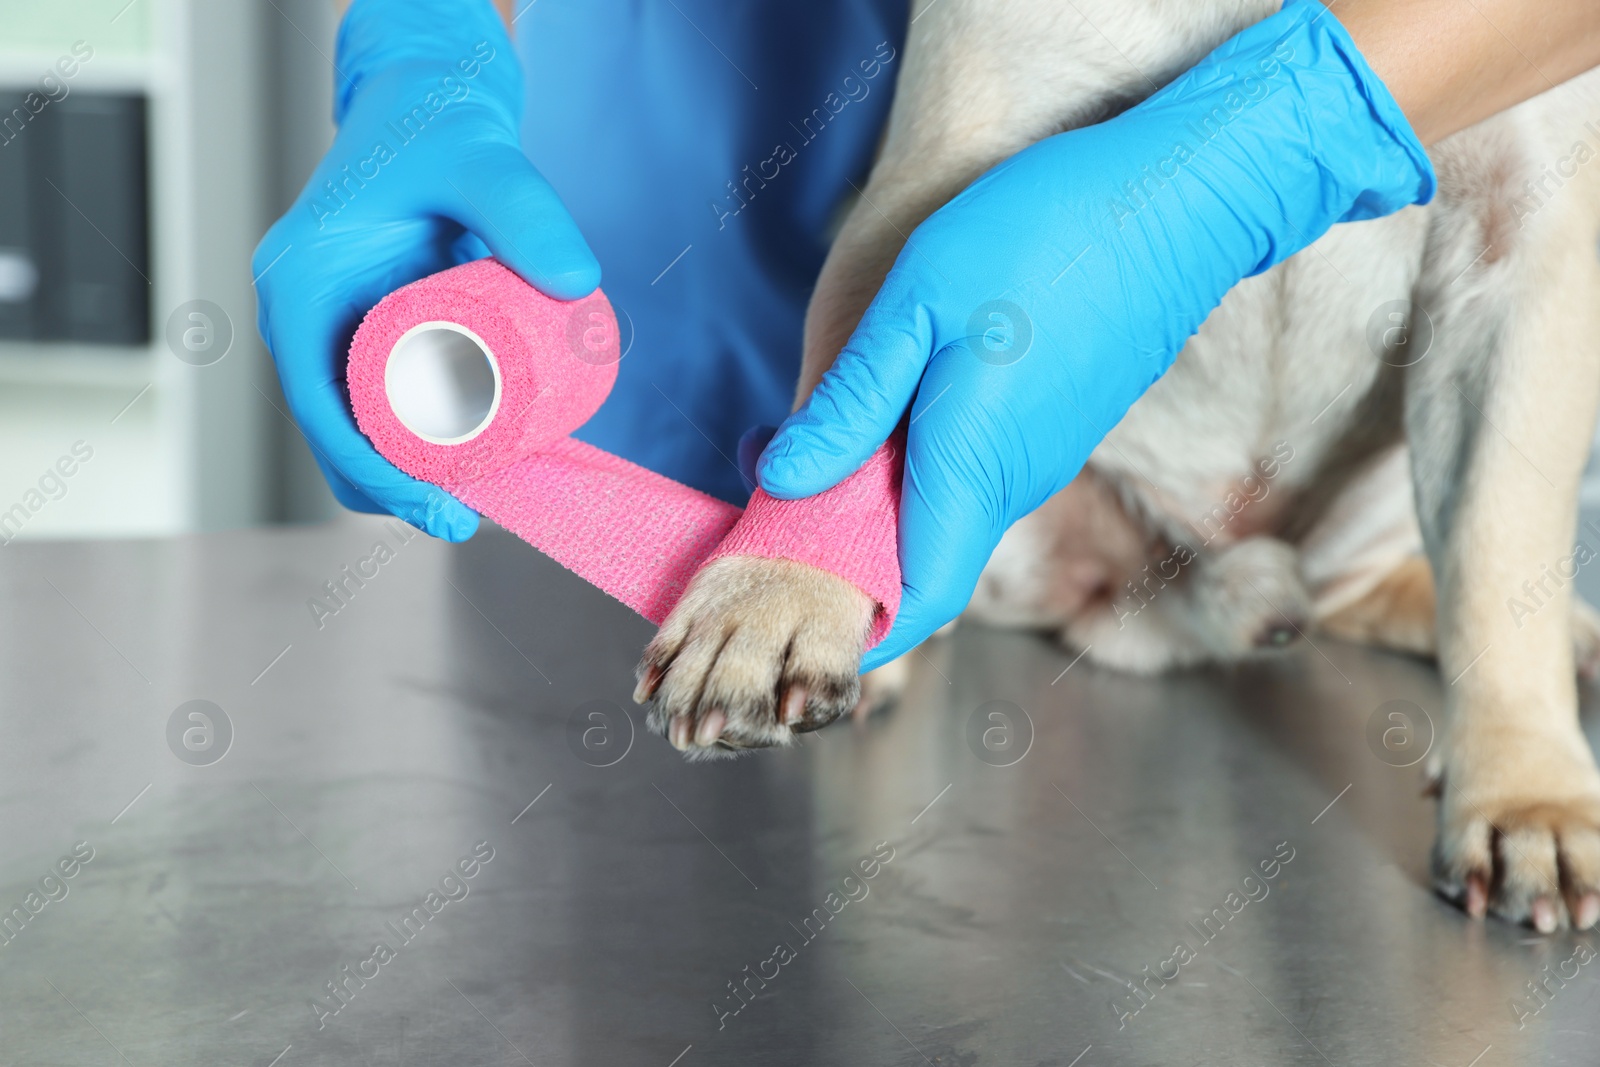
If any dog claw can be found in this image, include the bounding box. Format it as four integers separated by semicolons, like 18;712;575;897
1532;897;1558;934
696;709;727;746
782;686;808;727
634;665;663;704
1465;872;1489;919
635;557;872;757
1574;893;1600;931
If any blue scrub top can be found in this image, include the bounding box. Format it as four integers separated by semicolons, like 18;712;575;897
517;0;907;504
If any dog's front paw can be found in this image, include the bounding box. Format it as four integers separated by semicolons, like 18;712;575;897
1430;725;1600;932
634;557;875;759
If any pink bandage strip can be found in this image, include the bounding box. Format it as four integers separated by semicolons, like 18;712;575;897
348;259;901;644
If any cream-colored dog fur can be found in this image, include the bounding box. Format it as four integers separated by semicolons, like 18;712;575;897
636;0;1600;933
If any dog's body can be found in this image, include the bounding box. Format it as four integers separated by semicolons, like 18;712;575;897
637;0;1600;931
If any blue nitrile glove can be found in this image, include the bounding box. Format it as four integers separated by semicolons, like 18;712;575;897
757;0;1434;670
252;0;599;539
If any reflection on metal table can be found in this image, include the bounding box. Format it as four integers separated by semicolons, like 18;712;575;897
2;516;1598;1066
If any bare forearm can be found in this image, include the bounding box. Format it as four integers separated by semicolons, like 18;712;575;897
333;0;514;28
1336;0;1600;144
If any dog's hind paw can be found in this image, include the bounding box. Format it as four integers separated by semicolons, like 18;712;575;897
1430;725;1600;932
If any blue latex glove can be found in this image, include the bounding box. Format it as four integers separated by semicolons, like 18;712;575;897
757;0;1435;671
252;0;599;539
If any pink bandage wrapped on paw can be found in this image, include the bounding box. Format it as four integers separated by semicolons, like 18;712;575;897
347;258;902;644
705;443;902;645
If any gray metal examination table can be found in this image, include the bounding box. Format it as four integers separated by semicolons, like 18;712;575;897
3;517;1597;1065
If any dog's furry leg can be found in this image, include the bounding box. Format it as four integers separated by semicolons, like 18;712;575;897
637;0;1062;755
1408;98;1600;932
1321;553;1600;671
1319;553;1437;656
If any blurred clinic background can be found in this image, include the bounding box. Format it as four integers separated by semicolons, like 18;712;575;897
3;0;1600;545
0;0;343;542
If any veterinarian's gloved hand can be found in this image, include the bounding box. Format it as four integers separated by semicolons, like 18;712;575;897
252;0;599;539
758;0;1435;669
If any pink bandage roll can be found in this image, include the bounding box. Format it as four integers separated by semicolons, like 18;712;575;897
348;258;901;643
